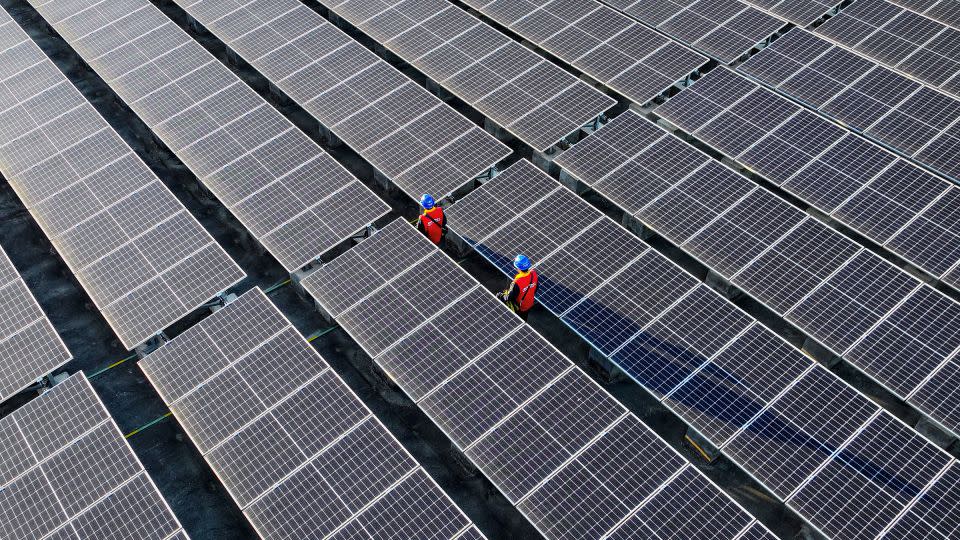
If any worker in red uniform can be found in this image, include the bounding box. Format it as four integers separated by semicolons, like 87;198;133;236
416;194;446;245
500;254;538;321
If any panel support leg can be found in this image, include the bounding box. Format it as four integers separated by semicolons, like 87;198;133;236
475;166;498;185
136;333;168;359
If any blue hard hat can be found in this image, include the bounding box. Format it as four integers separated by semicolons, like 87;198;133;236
420;194;435;209
514;254;531;272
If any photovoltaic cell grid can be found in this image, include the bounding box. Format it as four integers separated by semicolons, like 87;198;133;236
28;0;390;272
740;28;960;184
888;0;960;29
172;0;510;200
814;0;960;96
457;0;710;105
0;246;70;402
598;0;786;63
556;108;960;439
0;9;244;349
446;160;960;539
655;67;960;292
0;373;185;540
301;218;768;540
139;288;481;540
740;0;841;26
318;0;617;152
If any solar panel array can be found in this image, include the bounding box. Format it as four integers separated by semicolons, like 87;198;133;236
556;108;960;439
814;0;960;96
0;8;244;349
0;373;187;540
447;159;960;539
171;0;510;200
888;0;960;29
457;0;710;104
140;288;482;540
740;28;960;184
598;0;786;63
740;0;841;26
28;0;390;272
0;246;71;402
655;67;960;291
317;0;617;152
301;218;770;540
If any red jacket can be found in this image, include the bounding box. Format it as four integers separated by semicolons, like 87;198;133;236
418;207;446;244
507;270;538;312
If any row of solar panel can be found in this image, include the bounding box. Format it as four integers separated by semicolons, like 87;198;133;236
0;373;187;540
814;0;960;97
0;10;244;348
0;246;70;401
176;0;511;200
28;0;391;273
745;0;959;30
300;218;773;539
596;0;960;100
446;160;960;539
140;288;484;540
458;0;710;105
741;28;960;185
599;0;787;63
886;0;960;30
656;67;960;290
704;0;960;92
558;107;960;439
320;0;617;152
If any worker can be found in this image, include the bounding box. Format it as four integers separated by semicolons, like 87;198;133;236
417;193;446;245
500;254;538;321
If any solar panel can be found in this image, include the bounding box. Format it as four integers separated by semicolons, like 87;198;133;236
171;0;510;200
740;0;842;25
0;246;71;401
655;67;960;290
739;28;960;184
316;0;616;152
888;0;960;29
946;261;960;290
139;287;478;539
886;459;960;537
556;107;960;438
0;9;244;349
458;0;709;104
28;0;390;272
300;218;768;539
599;0;786;63
0;373;186;539
604;466;754;539
814;0;960;96
446;159;960;539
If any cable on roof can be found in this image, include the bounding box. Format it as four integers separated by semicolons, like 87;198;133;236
306;326;338;343
124;411;173;439
86;354;138;380
264;278;292;295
